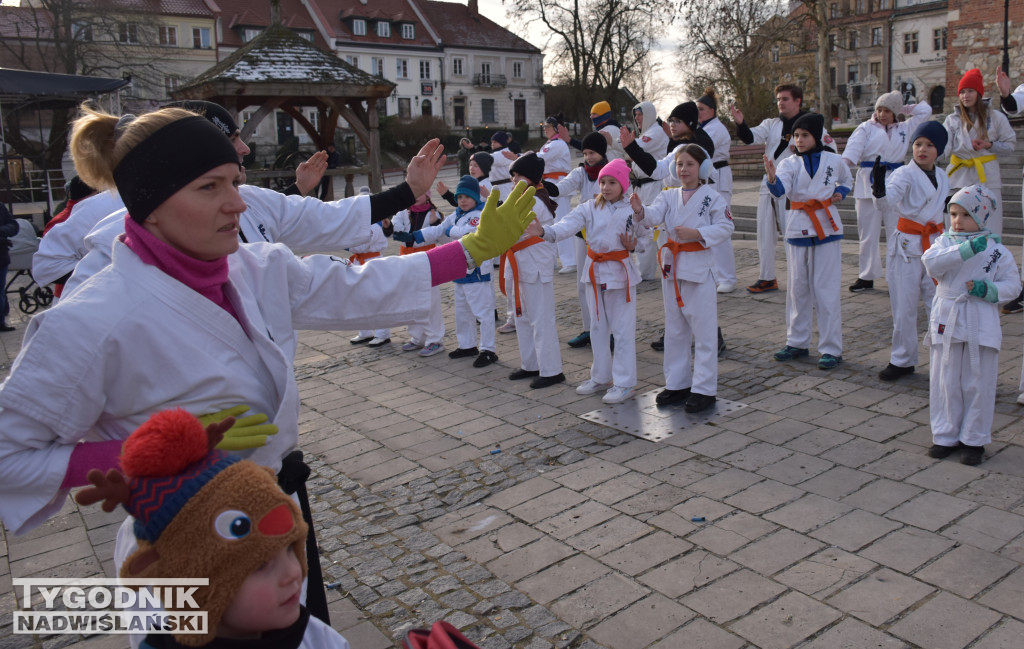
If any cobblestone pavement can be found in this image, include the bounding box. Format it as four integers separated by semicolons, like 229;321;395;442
5;185;1024;648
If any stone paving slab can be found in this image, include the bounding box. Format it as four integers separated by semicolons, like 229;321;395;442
7;237;1024;648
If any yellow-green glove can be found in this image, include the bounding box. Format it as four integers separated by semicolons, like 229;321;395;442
197;404;279;451
460;180;538;266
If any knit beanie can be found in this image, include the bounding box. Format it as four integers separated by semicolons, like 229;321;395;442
597;158;630;194
949;184;998;230
669;102;700;131
910;120;948;157
792;112;825;152
454;175;481;205
958;68;985;96
697;88;717;112
65;175;96;202
471;151;493;176
75;409;308;646
509;151;545;185
581;131;608;157
874;90;903;116
491;130;510;147
544;114;564;128
590;101;613;128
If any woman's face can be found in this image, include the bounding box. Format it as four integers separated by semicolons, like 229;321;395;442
143;163;246;261
959;88;979;109
697;102;715;122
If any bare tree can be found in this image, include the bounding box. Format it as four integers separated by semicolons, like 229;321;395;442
795;0;832;117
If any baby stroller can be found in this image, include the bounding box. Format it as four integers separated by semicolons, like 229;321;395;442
6;219;53;315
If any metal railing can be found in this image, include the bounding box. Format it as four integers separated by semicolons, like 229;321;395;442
472;73;507;88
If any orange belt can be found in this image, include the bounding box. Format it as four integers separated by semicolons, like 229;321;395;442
399;244;435;255
789;198;836;240
586;247;631;320
542;171;568;180
897;217;943;254
499;236;544;317
659;240;707;307
349;251;380;265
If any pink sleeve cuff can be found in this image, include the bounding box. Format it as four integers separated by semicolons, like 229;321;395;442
61;440;123;489
425;241;469;287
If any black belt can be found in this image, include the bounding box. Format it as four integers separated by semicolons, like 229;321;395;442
633;177;658;187
278;451;330;626
492;178;512;185
713;161;729;169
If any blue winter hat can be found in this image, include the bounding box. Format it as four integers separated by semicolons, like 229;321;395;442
910;120;948;157
454;175;481;204
491;131;510;147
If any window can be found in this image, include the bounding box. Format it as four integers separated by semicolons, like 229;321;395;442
398;98;411;119
856;0;865;13
419;60;431;79
402;23;414;39
346;55;359;69
241;28;261;42
421;99;432;117
788;42;795;55
771;46;780;63
848;64;859;83
934;27;947;51
371;56;385;77
119;23;139;44
452;58;464;76
829;67;836;89
396;58;409;79
904;31;918;54
164;76;178;94
73;21;93;41
828;34;836;52
159;25;177;46
878;0;888;8
480;62;491;83
297;32;313;42
481;98;496;123
871;26;882;46
352;19;366;36
830;3;839;18
848;31;858;49
242;111;254;125
308;110;320;131
513;62;523;78
376;21;390;38
193;27;211;49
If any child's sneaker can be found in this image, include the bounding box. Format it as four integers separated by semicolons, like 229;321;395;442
472;350;498;367
747;279;778;293
350;334;373;344
368;337;391;347
773;345;809;362
817;354;842;370
568;331;591;347
401;341;424;352
497;319;516;334
419;342;444;357
961;445;985;465
602;386;635;404
576;379;612;395
927;443;961;458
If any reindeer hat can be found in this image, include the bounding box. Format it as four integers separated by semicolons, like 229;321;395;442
76;409;308;646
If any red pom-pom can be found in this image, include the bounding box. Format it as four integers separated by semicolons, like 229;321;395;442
121;409;209;478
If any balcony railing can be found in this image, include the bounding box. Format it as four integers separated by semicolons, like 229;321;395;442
473;73;507;88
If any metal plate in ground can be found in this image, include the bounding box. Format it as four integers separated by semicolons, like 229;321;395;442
579;389;748;442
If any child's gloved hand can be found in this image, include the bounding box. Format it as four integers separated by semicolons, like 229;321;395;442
958;234;988;259
392;231;416;245
198;405;279;451
871;156;886;198
460;181;537;266
967;279;1000;303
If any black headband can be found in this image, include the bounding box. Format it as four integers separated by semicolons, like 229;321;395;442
113;117;240;223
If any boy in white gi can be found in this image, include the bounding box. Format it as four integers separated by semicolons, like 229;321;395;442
631;145;734;413
873;121;949;381
348;218;394;347
922;185;1021;465
538;114;577;273
764;112;852;370
392;194;446;357
842;91;933;292
407;176;499;368
529;158;648;404
503;153;565;389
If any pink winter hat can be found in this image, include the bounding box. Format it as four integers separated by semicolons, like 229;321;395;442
597;158;630;193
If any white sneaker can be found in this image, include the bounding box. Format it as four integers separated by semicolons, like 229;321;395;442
602;386;636;404
717;283;736;294
576;379;612;395
350;334;373;344
368;336;391;347
559;265;577;274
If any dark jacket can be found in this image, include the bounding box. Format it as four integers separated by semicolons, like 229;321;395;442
0;203;19;268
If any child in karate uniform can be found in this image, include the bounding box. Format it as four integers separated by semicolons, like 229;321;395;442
392;194;446;357
406;176;499;368
922;185;1021;465
530;158;648;404
348;218;394;347
764;113;853;370
631;145;734;413
873;121;949;381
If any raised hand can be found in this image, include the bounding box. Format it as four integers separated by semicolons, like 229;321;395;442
630;192;644;216
619;126;635;148
729;103;744;124
295;150;328;195
763;155;776;182
406;139;446;198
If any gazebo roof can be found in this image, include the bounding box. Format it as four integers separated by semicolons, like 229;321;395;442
174;22;394;100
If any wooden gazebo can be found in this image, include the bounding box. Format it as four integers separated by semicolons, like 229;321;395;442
172;20;394;191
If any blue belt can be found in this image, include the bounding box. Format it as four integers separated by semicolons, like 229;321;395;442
860;160;903;183
454;268;491;284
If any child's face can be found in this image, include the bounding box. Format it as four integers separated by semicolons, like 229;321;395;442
959;88;979;109
949;204;981;233
543;123;557;139
583;149;603;166
792;128;816;152
874;106;895;126
511;172;531;186
490;139;502;150
675;152;700;187
599;176;623;202
218;545;303;638
667;116;692;139
469;158;481;177
912;137;938;168
456;194;477;211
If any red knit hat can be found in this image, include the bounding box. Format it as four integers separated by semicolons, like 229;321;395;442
958;68;985;96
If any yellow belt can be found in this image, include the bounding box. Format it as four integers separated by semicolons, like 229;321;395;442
948;154;997;184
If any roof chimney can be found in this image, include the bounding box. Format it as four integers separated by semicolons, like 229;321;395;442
468;0;478;15
270;0;280;25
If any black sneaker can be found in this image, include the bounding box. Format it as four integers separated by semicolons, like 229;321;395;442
683;393;717;413
928;443;961;459
879;363;915;381
568;331;591;347
1002;292;1024;314
655;387;690;406
448;347;479;359
473;350;498;367
961;445;985;465
849;278;874;292
651;335;664;352
530;373;566;389
717;328;726;357
509;368;540;380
